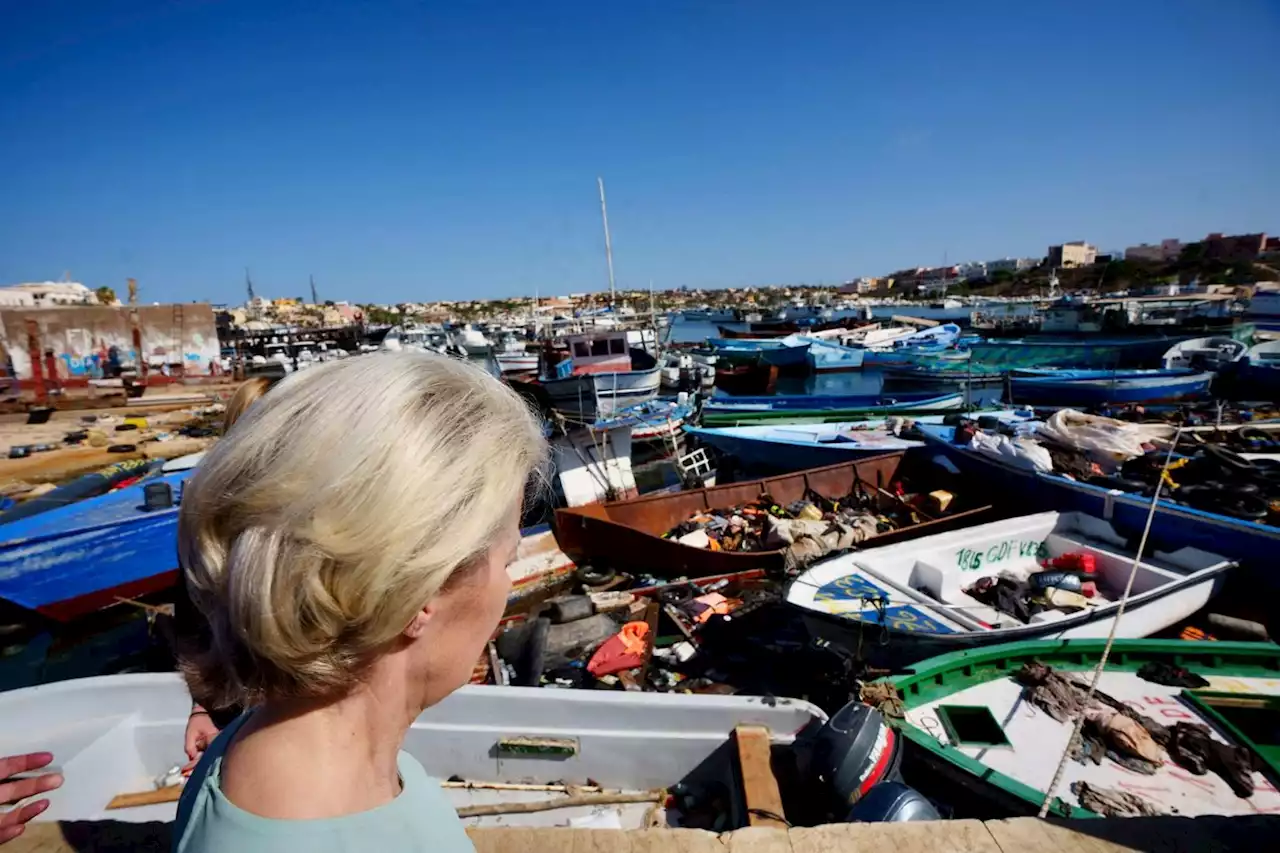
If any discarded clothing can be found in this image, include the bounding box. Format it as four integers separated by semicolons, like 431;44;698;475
684;593;743;625
1137;661;1210;689
1166;721;1257;798
1084;706;1164;764
586;621;650;677
765;513;881;571
1070;781;1163;817
661;484;925;558
968;577;1045;625
859;681;905;719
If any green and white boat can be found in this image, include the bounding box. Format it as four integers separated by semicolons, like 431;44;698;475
885;639;1280;819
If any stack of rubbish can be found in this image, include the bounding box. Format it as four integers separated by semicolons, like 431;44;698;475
491;570;775;696
1016;661;1258;816
964;551;1105;625
662;487;938;569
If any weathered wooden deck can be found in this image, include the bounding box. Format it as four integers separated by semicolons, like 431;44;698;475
9;815;1279;852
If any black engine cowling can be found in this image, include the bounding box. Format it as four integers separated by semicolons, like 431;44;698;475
800;701;902;804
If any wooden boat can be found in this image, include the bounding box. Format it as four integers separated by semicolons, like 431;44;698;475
880;362;1006;387
1008;368;1214;406
1233;340;1280;397
699;396;971;428
886;638;1280;818
708;339;813;371
686;422;926;472
969;335;1228;370
0;470;192;622
538;330;661;420
915;422;1280;593
593;399;694;442
787;511;1232;666
0;673;834;828
553;452;994;579
1161;336;1248;371
702;390;960;416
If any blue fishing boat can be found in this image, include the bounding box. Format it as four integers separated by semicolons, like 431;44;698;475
706;338;813;371
915;423;1280;594
688;410;1019;473
789;336;865;371
1234;341;1280;397
968;337;1185;369
0;470;192;622
864;347;970;367
703;390;961;415
687;421;929;473
1008;368;1213;405
592;399;694;441
880;361;1006;386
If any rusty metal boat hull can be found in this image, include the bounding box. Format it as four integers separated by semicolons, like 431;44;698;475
553;452;993;579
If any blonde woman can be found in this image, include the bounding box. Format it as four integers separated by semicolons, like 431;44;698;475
172;353;546;852
181;374;279;764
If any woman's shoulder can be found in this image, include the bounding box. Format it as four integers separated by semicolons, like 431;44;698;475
173;737;473;852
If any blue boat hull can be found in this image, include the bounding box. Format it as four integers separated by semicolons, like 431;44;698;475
704;390;956;413
0;471;191;621
1008;370;1213;405
970;336;1189;369
759;345;812;369
917;425;1280;593
686;429;911;474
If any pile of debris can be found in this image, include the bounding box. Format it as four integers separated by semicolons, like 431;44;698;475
1016;661;1259;816
661;485;952;569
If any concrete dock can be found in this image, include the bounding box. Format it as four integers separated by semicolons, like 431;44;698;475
9;815;1279;852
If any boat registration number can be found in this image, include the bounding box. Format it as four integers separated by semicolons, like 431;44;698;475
955;539;1045;572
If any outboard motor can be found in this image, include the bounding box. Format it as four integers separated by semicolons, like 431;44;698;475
798;702;903;809
795;700;938;822
845;781;940;822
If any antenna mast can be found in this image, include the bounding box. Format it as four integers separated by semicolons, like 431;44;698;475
597;177;617;308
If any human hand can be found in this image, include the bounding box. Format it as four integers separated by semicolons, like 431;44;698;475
0;752;63;845
184;710;221;764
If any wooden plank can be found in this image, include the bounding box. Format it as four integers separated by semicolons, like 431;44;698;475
106;785;183;810
733;725;787;830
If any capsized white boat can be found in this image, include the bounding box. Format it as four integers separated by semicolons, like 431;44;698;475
786;511;1233;666
0;674;910;828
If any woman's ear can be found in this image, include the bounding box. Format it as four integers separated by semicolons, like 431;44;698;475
403;605;433;639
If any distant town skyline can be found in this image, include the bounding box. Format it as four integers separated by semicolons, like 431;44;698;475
1;1;1277;304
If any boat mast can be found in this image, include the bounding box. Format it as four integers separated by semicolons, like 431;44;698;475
598;177;617;309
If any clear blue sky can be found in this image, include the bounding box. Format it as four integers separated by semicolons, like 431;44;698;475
1;1;1277;304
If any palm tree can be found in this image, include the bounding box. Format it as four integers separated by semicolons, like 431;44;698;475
95;286;117;305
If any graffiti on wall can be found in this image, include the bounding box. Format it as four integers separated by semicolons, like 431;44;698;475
0;304;221;383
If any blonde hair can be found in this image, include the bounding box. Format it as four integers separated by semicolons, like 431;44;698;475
223;377;274;431
179;352;547;709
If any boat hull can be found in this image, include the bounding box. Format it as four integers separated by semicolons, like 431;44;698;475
917;425;1280;593
1008;369;1214;406
0;673;826;826
0;471;192;622
686;425;923;472
494;352;538;373
969;332;1250;369
703;390;958;415
541;367;662;420
553;452;993;579
791;511;1229;668
888;639;1280;819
